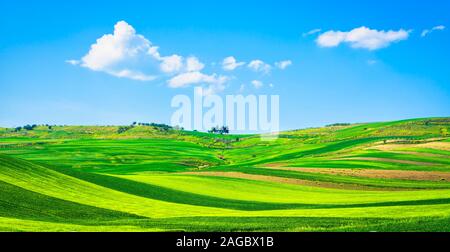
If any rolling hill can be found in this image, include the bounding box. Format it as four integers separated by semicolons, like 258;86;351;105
0;117;449;231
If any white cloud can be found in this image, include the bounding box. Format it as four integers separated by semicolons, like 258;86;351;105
202;82;227;96
70;20;206;82
316;26;410;50
160;55;183;73
275;60;292;70
186;57;205;72
169;72;228;96
317;31;347;47
251;80;263;89
269;83;274;88
248;60;271;74
109;69;156;81
168;71;227;88
302;29;321;37
160;55;205;74
165;56;225;93
222;56;245;71
65;59;80;65
421;25;446;37
420;30;429;38
70;20;231;93
78;21;160;81
147;46;161;59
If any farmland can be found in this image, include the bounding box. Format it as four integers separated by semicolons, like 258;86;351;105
0;117;450;231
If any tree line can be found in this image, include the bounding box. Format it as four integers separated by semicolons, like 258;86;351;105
117;122;178;134
208;126;229;134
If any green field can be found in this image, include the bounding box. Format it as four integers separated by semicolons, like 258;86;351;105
1;118;450;231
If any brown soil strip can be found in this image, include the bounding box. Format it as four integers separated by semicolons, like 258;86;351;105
264;163;290;168
340;157;437;166
392;151;449;158
261;167;450;182
181;171;403;191
370;141;450;152
370;143;413;151
420;142;450;151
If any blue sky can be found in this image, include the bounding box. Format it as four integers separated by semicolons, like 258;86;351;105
1;0;449;131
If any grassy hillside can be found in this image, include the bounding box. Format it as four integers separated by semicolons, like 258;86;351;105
0;117;449;231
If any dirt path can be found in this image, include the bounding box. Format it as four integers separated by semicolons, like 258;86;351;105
340;157;438;166
370;141;450;152
391;151;449;158
260;167;450;182
182;171;404;191
264;163;290;168
420;142;450;151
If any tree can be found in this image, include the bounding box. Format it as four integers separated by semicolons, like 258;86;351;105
220;126;229;134
117;126;132;134
209;126;229;134
208;126;218;134
23;124;37;131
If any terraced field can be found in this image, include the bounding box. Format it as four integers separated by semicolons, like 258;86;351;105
0;118;450;231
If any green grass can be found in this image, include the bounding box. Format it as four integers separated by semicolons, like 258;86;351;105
398;147;450;156
0;180;143;224
207;166;450;189
1;117;450;231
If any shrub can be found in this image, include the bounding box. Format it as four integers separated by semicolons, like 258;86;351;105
23;124;37;131
117;126;133;134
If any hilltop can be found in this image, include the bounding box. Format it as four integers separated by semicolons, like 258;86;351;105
2;117;449;139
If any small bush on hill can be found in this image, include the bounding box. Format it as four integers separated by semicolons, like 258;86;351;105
117;125;134;134
326;123;351;127
23;124;37;131
137;122;173;131
208;126;229;134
